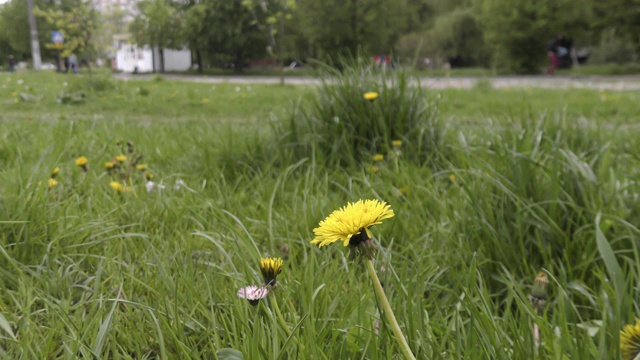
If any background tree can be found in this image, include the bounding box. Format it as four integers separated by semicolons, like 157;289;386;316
480;0;592;73
424;7;489;67
294;0;430;61
183;0;265;72
35;0;99;66
0;0;35;60
242;0;295;84
593;0;640;56
129;0;184;72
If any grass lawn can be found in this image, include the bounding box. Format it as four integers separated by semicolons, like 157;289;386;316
1;70;640;358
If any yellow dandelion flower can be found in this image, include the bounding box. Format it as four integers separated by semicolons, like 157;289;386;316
311;199;394;248
105;162;115;169
529;271;549;314
75;156;88;167
621;319;640;360
145;171;154;181
110;181;125;193
115;155;127;163
533;271;549;287
449;174;456;182
47;178;58;189
259;257;283;286
51;167;59;179
363;92;379;101
136;164;148;171
369;166;378;174
392;140;402;148
373;154;384;162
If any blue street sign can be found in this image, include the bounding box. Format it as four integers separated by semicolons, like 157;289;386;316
51;31;64;43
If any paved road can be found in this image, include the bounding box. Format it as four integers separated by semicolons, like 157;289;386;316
114;73;640;91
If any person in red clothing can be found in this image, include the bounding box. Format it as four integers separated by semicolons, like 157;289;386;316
546;34;564;75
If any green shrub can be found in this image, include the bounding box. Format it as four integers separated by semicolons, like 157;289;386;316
425;7;490;67
278;61;442;166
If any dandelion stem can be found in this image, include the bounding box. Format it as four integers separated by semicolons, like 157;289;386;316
365;259;416;360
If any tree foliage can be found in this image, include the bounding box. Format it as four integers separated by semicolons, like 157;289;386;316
0;0;35;58
128;0;184;72
184;0;265;71
35;1;98;59
1;0;640;72
480;0;591;73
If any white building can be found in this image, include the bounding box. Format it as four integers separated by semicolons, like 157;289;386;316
115;43;191;73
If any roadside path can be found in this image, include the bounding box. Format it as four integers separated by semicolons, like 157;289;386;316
114;73;640;91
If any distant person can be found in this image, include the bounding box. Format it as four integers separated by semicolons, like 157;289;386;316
63;57;70;73
546;33;565;75
69;54;78;73
8;55;15;72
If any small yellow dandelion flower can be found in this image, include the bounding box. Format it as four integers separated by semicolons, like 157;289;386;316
75;156;88;172
109;181;125;193
621;319;640;360
145;171;154;181
311;199;394;248
47;178;58;189
392;140;402;148
529;271;549;314
75;156;88;167
449;174;456;182
259;257;283;286
533;271;549;287
115;155;127;163
51;167;59;179
136;164;148;171
373;154;384;162
363;92;379;101
105;162;115;170
369;166;378;174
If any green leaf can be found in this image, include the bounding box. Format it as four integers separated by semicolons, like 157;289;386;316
595;213;625;303
0;312;16;341
216;348;244;360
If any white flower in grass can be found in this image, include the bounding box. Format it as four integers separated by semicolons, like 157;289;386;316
237;285;268;306
174;179;185;190
17;79;23;85
146;181;166;192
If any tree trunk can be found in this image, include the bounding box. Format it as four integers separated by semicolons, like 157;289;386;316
234;50;244;73
350;0;358;55
278;12;285;86
196;48;203;73
159;48;165;73
151;46;156;73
